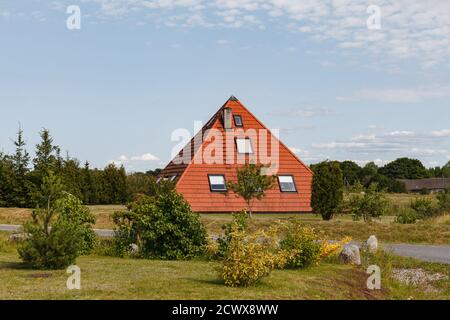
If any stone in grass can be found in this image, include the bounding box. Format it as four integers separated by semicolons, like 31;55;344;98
339;244;361;265
363;235;378;254
8;233;29;243
129;243;140;256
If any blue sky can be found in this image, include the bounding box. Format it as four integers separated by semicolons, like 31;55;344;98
1;0;449;171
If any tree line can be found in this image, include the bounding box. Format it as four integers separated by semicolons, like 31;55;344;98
313;158;450;193
0;127;162;208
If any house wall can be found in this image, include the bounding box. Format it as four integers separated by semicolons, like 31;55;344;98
174;100;313;213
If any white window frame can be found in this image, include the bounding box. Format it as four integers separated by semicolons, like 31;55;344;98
278;175;297;193
236;138;254;154
234;115;243;127
208;174;227;192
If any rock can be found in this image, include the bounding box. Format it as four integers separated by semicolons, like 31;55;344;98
129;243;139;255
8;233;28;243
339;244;361;265
365;235;378;253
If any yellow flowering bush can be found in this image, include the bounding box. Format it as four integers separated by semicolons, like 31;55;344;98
220;225;281;287
219;219;351;287
279;223;322;269
319;236;352;260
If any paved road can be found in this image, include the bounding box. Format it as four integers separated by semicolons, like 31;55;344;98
383;243;450;265
0;224;115;238
1;224;449;264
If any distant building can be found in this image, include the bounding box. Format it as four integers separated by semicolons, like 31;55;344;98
399;178;450;193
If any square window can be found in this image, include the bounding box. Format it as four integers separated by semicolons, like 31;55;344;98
278;175;297;192
236;138;253;154
208;175;227;192
234;115;243;127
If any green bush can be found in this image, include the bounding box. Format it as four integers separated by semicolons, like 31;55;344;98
18;219;82;269
347;184;389;222
18;173;96;269
437;189;450;213
57;193;97;254
410;197;438;219
113;191;207;260
216;211;249;258
311;161;344;220
280;223;322;269
395;208;418;224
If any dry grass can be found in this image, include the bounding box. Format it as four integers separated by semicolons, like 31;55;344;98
1;193;449;245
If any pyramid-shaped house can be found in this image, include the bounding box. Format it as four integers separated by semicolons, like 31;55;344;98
158;97;313;213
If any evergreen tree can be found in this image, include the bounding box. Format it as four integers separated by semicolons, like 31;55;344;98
102;164;128;204
311;161;344;221
0;154;15;207
10;125;31;207
33;129;59;176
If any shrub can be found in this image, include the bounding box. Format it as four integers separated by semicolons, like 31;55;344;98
395;207;418;224
216;211;249;258
220;226;280;287
113;191;207;260
279;223;322;269
437;189;450;213
410;197;438;219
18;219;82;269
56;193;97;254
18;173;96;269
347;184;389;222
311;161;344;220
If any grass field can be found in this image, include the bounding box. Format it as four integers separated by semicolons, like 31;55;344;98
1;235;449;300
1;194;449;245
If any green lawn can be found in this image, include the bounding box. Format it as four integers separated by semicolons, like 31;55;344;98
1;241;449;300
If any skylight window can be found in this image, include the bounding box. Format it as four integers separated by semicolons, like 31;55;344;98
208;175;227;192
234;115;243;127
278;175;297;192
236;138;253;154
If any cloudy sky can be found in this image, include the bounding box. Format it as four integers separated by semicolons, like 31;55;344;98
1;0;449;171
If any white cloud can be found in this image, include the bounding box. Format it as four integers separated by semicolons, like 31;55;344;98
74;1;450;66
337;85;450;103
431;129;450;137
310;129;450;165
131;153;160;161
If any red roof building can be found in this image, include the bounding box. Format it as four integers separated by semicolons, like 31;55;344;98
159;97;313;213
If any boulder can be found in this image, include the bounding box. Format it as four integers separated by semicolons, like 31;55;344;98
129;243;139;256
364;235;378;253
339;244;361;265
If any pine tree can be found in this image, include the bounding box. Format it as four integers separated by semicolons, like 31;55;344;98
311;161;344;221
10;124;31;207
33;129;59;175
